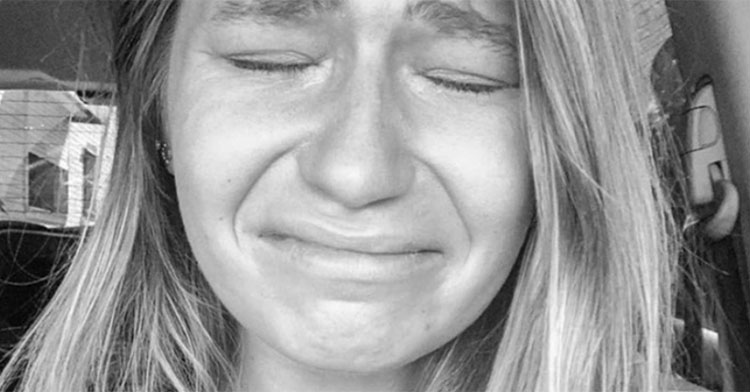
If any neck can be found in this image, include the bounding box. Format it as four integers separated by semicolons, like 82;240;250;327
235;335;416;392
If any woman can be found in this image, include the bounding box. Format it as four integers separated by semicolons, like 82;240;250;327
1;0;684;391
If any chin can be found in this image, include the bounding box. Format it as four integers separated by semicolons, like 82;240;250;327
264;311;457;375
287;341;425;374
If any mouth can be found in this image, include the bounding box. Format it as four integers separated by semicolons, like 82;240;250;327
257;229;444;283
259;232;439;256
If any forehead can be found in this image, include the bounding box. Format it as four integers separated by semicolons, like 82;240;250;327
178;0;516;56
181;0;514;27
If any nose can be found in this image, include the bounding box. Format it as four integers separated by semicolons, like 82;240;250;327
297;68;415;210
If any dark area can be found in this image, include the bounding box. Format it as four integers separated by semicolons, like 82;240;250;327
0;0;112;98
0;222;78;371
665;1;750;390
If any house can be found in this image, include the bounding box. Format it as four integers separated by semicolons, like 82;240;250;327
0;84;115;228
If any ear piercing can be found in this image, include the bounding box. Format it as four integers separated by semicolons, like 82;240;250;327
157;141;173;171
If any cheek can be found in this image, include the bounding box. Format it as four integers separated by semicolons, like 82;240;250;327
410;93;532;239
395;93;532;351
166;68;318;228
165;76;314;296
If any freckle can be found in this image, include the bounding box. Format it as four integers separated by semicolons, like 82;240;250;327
424;323;431;332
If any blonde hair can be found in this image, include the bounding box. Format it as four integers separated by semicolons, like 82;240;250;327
0;1;679;391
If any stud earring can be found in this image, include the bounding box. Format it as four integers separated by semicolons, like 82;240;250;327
156;141;173;172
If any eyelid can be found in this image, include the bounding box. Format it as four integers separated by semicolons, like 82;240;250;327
421;68;515;94
225;50;318;63
224;51;321;74
424;68;506;86
224;51;322;70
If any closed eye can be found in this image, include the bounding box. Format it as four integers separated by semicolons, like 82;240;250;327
228;58;318;74
422;69;515;95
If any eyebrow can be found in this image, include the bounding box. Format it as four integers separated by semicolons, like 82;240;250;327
407;1;517;56
210;0;516;55
211;0;342;24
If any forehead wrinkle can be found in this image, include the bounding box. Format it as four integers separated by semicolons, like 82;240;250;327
211;0;342;24
406;0;517;56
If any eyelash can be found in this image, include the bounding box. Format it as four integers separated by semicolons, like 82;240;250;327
423;75;506;95
229;59;317;74
228;59;509;95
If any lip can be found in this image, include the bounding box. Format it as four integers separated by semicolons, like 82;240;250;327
261;218;443;255
257;220;444;283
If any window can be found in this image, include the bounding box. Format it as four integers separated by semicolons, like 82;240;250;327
82;149;96;215
27;152;68;214
0;89;116;227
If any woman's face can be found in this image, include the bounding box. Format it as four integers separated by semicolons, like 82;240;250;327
167;0;531;373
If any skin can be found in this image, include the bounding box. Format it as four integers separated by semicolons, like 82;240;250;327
165;0;532;390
